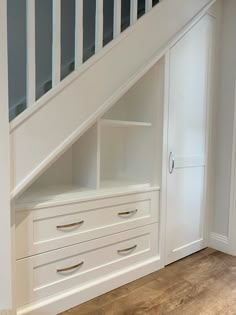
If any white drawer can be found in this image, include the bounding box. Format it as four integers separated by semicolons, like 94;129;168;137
16;224;159;307
15;191;159;259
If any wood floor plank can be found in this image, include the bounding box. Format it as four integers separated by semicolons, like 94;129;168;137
60;249;236;315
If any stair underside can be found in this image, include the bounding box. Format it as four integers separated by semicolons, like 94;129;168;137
10;0;215;198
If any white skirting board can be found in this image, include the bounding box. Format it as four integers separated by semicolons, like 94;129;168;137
209;232;230;253
17;256;162;315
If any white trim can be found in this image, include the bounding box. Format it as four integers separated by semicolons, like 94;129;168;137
203;14;217;252
10;0;215;133
160;51;170;267
17;257;161;315
26;0;36;106
209;232;229;253
52;0;61;87
210;232;229;243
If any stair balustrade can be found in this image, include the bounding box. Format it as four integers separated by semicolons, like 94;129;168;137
7;0;160;121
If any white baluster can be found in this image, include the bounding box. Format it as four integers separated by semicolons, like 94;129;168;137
95;0;103;52
131;0;138;25
75;0;83;69
114;0;121;38
26;0;36;106
145;0;152;12
52;0;61;86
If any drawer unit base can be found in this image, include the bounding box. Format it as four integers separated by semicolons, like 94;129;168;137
17;254;162;315
16;224;159;307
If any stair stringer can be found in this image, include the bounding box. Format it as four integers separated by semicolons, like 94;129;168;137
10;0;215;198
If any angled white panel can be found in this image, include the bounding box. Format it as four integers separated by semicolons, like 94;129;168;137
10;0;214;197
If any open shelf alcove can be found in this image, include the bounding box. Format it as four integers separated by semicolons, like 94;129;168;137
16;56;165;205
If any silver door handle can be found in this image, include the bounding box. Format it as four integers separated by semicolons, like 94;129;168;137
169;152;175;174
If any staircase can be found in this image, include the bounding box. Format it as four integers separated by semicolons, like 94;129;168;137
8;0;214;199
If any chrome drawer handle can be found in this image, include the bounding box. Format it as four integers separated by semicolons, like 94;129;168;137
57;261;84;273
117;245;137;254
118;209;138;216
56;220;84;229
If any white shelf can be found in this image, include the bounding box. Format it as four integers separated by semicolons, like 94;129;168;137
100;119;152;128
15;182;160;210
16;184;93;204
100;179;152;190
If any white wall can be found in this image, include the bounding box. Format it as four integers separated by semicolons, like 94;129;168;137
212;0;236;237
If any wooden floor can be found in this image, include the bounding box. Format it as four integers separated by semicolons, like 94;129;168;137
60;248;236;315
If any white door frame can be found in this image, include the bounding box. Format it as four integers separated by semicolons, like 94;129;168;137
0;0;12;311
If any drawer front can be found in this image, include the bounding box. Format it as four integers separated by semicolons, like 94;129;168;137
16;191;159;259
16;224;159;307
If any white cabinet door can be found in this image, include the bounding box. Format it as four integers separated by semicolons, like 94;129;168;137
165;15;213;265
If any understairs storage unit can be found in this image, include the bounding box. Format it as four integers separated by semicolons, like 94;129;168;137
1;0;217;313
15;58;165;314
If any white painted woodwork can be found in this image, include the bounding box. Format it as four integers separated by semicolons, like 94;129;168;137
101;59;165;188
146;0;153;13
165;15;213;264
114;0;121;38
75;0;83;69
0;0;12;311
52;0;61;86
16;224;159;307
130;0;138;24
17;256;161;315
72;124;99;189
26;0;36;106
14;53;165;313
15;191;159;258
9;1;219;313
15;57;165;202
10;0;214;198
100;119;152;127
95;0;104;52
